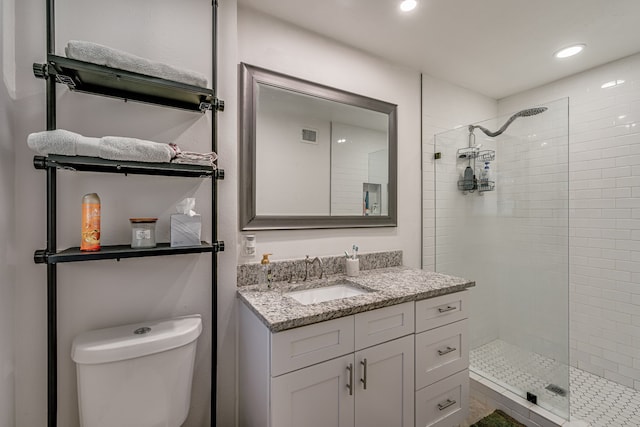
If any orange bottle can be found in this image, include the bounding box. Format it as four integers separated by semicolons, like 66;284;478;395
81;193;101;251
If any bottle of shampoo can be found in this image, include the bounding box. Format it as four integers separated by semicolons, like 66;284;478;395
481;162;492;185
81;193;101;251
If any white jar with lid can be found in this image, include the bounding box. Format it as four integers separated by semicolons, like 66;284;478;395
129;218;157;248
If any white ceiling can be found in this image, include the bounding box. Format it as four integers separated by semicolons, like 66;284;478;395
237;0;640;99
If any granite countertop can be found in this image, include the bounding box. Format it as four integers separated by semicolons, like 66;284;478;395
237;266;475;332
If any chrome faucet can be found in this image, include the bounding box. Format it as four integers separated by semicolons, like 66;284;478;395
304;255;325;281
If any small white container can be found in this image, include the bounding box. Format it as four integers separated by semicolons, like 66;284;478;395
130;218;157;248
346;258;359;277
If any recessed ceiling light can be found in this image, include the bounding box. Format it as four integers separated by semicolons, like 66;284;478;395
554;44;585;59
400;0;417;12
601;79;625;89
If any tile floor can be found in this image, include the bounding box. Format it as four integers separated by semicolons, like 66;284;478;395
470;340;640;427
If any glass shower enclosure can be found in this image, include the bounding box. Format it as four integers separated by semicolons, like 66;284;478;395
432;98;570;419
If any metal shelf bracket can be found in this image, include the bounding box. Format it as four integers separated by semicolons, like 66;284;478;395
55;74;77;89
34;250;49;264
199;102;213;111
33;63;49;80
199;98;224;112
214;241;225;252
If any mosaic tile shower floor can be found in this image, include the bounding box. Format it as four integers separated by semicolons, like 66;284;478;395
470;340;640;427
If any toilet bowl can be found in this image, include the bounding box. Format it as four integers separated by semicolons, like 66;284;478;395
71;314;202;427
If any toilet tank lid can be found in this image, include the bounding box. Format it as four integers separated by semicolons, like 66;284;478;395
71;314;202;365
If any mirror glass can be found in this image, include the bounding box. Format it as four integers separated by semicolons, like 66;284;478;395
240;63;397;230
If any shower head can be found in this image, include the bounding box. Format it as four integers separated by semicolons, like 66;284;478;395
515;107;548;117
468;106;548;137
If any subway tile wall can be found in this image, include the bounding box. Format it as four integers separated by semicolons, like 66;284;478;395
497;53;640;390
421;74;498;270
431;98;570;371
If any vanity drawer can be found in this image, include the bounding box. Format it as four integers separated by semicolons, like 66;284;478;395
355;301;414;350
415;369;469;427
271;316;354;376
415;291;467;333
415;319;468;389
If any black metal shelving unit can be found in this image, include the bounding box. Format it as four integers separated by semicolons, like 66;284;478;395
34;242;217;264
35;54;222;112
33;1;224;426
34;154;222;177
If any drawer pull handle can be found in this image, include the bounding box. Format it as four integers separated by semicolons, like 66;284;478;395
437;346;457;356
437;398;456;411
346;363;353;396
360;358;368;390
438;305;457;313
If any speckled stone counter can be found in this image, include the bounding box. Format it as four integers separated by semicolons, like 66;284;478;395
237;266;475;332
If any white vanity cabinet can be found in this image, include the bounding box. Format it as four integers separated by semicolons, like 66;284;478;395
239;301;414;427
238;291;469;427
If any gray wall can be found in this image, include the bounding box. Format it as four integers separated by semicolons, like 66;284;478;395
0;0;16;425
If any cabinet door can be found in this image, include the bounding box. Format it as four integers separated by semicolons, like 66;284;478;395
271;354;355;427
354;335;414;427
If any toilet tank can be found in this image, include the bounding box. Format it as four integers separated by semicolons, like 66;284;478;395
71;315;202;427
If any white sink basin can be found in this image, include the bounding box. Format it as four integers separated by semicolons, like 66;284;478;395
287;282;371;305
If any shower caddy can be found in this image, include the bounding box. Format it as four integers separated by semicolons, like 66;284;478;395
31;1;225;426
456;130;495;194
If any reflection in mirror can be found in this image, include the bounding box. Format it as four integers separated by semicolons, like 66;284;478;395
330;122;388;216
240;63;397;230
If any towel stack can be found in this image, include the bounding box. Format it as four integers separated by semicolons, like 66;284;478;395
28;129;176;164
65;40;208;88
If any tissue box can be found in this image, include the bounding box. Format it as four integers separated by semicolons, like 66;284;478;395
170;214;202;247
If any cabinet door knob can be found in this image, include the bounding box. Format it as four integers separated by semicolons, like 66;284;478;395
360;358;368;390
346;363;354;396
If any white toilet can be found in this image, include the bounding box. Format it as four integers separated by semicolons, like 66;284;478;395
71;314;202;427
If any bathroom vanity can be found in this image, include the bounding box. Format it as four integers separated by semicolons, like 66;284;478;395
237;267;474;427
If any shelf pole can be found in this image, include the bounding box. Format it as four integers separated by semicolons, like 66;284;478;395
46;0;58;426
211;2;218;426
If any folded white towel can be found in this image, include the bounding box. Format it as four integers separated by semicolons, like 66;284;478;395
100;136;174;163
169;143;218;168
27;129;80;156
65;40;208;88
76;136;101;157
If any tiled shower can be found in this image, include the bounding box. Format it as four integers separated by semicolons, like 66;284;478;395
424;52;640;425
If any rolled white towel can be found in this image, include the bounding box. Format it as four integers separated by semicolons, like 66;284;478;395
27;129;80;156
99;136;175;163
76;136;101;157
65;40;208;88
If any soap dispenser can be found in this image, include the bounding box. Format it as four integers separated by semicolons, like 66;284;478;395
260;253;273;289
